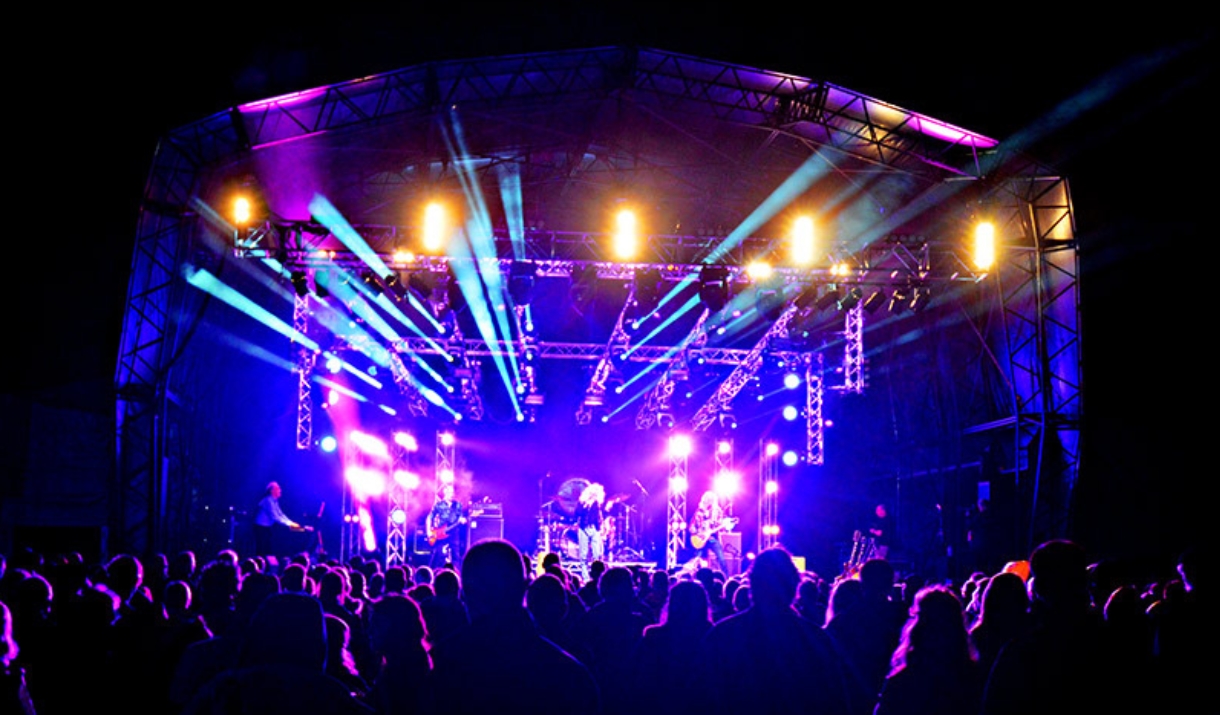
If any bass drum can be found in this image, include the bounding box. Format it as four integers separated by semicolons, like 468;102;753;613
557;525;582;560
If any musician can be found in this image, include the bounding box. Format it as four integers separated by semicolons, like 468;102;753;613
690;490;731;574
867;502;892;560
428;484;466;568
254;481;304;559
575;482;606;575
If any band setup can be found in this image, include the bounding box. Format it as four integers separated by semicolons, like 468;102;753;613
535;477;648;576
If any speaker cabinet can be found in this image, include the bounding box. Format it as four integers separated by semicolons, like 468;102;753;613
722;531;742;576
469;516;504;544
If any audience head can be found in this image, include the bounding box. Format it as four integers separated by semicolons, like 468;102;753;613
526;573;568;625
747;546;801;610
241;592;327;670
825;577;864;625
859;558;896;598
664;579;712;627
891;585;974;673
461;539;527;618
0;600;17;666
370;593;428;659
1029;539;1090;611
384;566;408;594
598;566;635;603
434;569;460;599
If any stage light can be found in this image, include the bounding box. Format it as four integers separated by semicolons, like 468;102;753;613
509;261;537;305
632;268;661;321
326;356;342;374
423;202;448;253
783;405;799;421
889;287;909;314
328;389;341;406
973;221;996;270
782;450;799;466
393;432;418;451
784;373;801;390
668;434;693;458
717;440;732;455
439;432;455;446
290;271;309;297
349;430;389;459
911;286;931;312
345;466;387;497
862;290;886;314
319;435;338;452
233;196;252;227
840;286;863;311
791;215;815;266
390;508;408;525
746;261;773;281
438;468;455;484
313;270;331;298
816;287;840;311
361;271;383;295
669;475;689;493
613;208;638;260
393;470;420;489
765;480;779;495
714;470;741;498
765;442;779;456
569;265;599;313
831;262;851;277
718;412;738;430
698;266;731;313
391;249;415;265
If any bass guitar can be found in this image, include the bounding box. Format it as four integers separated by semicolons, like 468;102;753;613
690;516;739;549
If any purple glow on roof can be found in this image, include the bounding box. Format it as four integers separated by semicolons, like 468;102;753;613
912;114;999;148
239;87;329;112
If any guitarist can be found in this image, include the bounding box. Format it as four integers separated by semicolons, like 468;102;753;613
690;490;734;575
427;484;466;568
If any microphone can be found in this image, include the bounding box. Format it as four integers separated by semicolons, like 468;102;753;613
633;479;648;497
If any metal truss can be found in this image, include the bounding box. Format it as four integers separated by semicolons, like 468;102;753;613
447;320;485;422
636;309;710;430
691;306;800;431
115;45;1076;557
840;303;865;394
293;295;315;449
232;47;999;180
576;289;633;425
806;353;826;466
714;439;735;517
386;441;413;568
667;449;688;571
759;442;780;552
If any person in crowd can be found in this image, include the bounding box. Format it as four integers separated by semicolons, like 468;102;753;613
967;571;1030;678
1;600;36;715
429;539;600;714
874;585;983;715
368;594;432;714
693;546;854;715
629;579;713;715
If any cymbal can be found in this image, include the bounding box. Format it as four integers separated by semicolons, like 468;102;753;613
607;493;630;504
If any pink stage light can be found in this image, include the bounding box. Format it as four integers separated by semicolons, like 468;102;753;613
345;466;387;497
669;475;689;494
765;442;780;457
393;470;420;489
358;506;377;552
668;434;693;458
349;430;389;459
717;440;732;455
438;468;455;485
393;432;418;451
765;480;779;495
439;432;456;446
713;470;741;499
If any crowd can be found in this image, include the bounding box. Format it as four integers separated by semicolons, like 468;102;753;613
0;534;1210;714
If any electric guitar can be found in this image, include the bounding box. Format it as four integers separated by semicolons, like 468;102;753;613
428;506;485;546
690;516;739;549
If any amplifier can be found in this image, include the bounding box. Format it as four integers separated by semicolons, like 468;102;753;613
472;502;503;518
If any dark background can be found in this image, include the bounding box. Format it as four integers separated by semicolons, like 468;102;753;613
6;9;1213;573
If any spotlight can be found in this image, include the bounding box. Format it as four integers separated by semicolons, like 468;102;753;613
668;434;693;458
783;373;801;390
319;435;338;452
509;261;537;305
361;271;383;295
313;270;330;298
326;356;342;373
815;287;840;311
862;290;886;314
973;221;996;270
290;271;309;298
422;202;448;253
791;215;815;266
782;405;799;421
839;286;863;311
889;288;909;314
613;208;639;260
782;450;800;466
910;286;931;312
698;266;731;313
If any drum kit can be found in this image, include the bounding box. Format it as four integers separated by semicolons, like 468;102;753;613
536;477;644;563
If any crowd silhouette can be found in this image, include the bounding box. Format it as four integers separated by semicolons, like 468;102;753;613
0;532;1210;714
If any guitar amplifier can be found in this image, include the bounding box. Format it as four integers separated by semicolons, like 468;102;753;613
722;532;742;577
469;515;504;543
